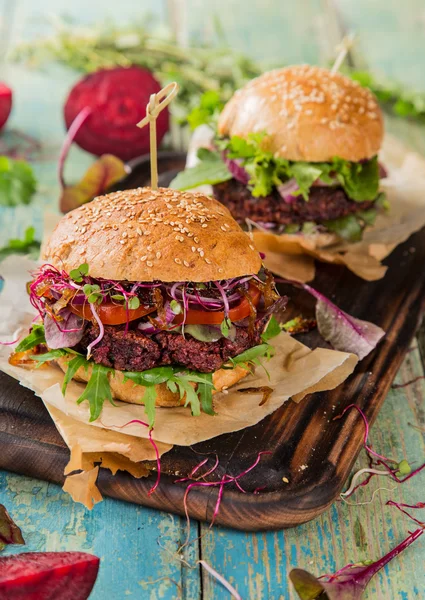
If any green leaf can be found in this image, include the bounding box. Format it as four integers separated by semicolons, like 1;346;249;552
172;377;201;416
196;372;215;416
187;90;224;130
220;317;231;338
289;569;326;600
0;504;25;552
30;349;67;367
0;227;41;262
170;300;182;315
170;153;232;190
324;214;363;242
290;162;323;201
70;263;89;283
62;355;89;395
357;208;377;227
333;155;380;202
142;385;157;429
60;154;126;213
128;296;140;310
231;343;273;365
261;316;282;342
124;366;175;387
15;324;46;353
0;157;37;207
76;363;114;422
396;459;412;477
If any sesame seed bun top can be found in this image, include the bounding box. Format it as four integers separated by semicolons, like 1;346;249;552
42;187;262;282
218;65;384;162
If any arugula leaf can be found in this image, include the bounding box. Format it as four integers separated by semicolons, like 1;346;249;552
171;376;201;416
261;315;282;342
62;355;89;395
124;366;175;387
231;343;274;365
15;324;46;353
0;227;40;262
0;157;37;207
128;296;140;310
170;153;232;190
76;363;114;422
31;349;67;367
142;385;157;429
196;372;215;416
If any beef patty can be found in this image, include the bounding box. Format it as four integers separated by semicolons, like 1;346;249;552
213;179;375;227
79;323;263;373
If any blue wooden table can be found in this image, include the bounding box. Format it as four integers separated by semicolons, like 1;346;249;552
1;2;425;598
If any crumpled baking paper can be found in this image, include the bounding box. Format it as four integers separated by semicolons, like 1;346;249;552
184;128;425;281
0;255;357;507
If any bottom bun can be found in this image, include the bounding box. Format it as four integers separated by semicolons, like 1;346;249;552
56;356;249;408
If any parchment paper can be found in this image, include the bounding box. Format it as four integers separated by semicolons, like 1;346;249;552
0;254;357;506
185;129;425;281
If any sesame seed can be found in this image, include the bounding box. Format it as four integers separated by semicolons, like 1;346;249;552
136;228;142;236
183;260;190;267
119;240;126;244
122;231;127;238
156;251;161;259
140;255;147;261
175;258;182;264
205;258;212;264
201;224;208;228
191;246;196;252
146;261;153;267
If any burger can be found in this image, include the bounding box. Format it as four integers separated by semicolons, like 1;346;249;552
172;65;387;242
11;187;285;426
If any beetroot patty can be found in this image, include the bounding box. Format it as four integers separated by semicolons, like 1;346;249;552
80;323;263;373
213;179;375;226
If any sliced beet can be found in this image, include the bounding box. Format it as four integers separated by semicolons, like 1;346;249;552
0;83;12;131
64;66;169;160
0;551;99;599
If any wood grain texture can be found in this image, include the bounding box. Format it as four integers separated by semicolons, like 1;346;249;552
1;1;425;597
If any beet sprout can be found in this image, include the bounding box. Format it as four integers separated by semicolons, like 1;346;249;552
86;302;104;358
336;404;425;501
214;281;230;317
103;418;161;496
334;404;397;464
0;336;21;345
59;106;92;188
387;500;425;527
198;560;242;600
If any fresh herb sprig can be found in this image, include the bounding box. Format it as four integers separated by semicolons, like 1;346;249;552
0;157;37;207
0;227;40;262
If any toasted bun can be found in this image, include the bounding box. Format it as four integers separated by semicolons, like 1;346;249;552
56;356;248;408
43;187;261;282
218;65;384;162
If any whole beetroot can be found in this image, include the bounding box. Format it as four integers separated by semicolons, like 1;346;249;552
64;66;169;161
0;83;12;131
0;551;99;599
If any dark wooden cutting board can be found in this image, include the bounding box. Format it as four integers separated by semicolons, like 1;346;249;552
1;154;424;531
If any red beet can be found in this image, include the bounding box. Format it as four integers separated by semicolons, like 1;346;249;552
64;66;169;161
0;83;12;131
0;551;99;599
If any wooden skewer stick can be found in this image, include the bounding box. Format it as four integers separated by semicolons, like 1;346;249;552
331;33;356;74
137;82;179;190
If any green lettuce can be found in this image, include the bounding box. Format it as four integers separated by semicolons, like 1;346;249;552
172;130;380;204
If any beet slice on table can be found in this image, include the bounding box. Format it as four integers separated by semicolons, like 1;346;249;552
0;551;100;599
64;66;169;161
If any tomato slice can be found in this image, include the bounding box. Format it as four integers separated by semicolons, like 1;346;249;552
174;284;262;325
69;301;155;326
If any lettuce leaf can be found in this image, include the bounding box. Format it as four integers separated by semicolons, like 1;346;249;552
173;130;380;203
